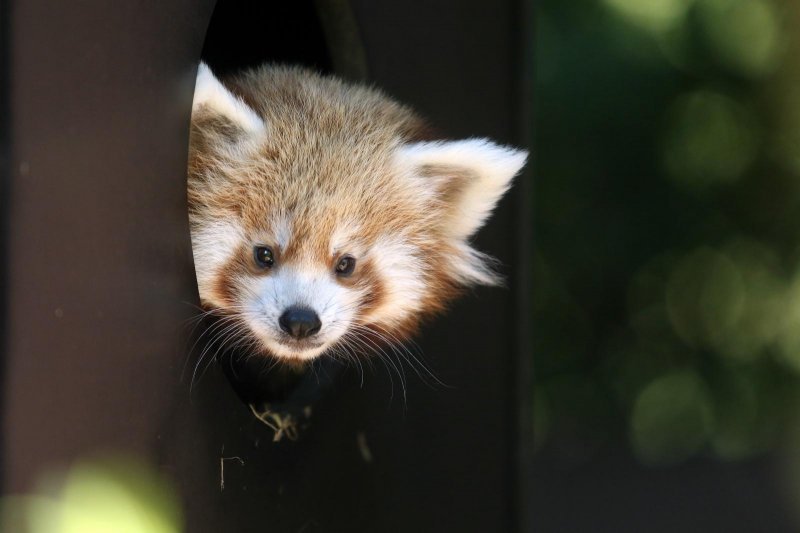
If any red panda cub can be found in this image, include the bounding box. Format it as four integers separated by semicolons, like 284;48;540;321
189;63;526;364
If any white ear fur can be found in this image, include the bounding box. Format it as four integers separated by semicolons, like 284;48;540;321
398;138;527;240
192;62;265;134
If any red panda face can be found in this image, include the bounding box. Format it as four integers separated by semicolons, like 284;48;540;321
188;64;527;363
196;216;429;362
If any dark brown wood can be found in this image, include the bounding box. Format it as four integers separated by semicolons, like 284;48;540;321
1;0;219;526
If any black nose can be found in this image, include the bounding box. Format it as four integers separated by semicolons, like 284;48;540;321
279;307;322;340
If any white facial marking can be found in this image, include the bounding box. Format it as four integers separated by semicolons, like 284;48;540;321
330;220;363;257
241;265;360;361
272;216;293;250
190;219;243;308
363;235;426;327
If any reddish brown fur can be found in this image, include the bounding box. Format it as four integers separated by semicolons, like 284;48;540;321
189;64;521;363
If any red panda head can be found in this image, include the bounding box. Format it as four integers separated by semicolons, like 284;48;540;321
188;63;526;363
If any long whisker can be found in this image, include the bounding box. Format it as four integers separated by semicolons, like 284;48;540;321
190;314;251;392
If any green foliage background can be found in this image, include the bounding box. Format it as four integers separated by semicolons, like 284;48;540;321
533;0;800;466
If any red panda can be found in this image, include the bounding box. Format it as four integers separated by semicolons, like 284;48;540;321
188;63;526;364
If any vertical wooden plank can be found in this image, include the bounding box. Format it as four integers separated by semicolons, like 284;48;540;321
1;0;215;502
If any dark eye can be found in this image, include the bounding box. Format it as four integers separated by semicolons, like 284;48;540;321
335;255;356;277
253;245;275;268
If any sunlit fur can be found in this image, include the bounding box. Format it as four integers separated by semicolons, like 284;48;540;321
188;63;527;364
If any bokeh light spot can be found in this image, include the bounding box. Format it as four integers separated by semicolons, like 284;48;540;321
714;239;786;361
0;454;183;533
698;0;784;78
776;274;800;373
630;370;714;465
709;367;762;460
665;247;745;350
662;90;759;190
604;0;695;32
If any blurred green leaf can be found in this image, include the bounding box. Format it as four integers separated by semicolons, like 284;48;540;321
630;370;714;465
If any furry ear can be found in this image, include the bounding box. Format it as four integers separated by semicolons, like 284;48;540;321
192;62;265;135
398;139;527;240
